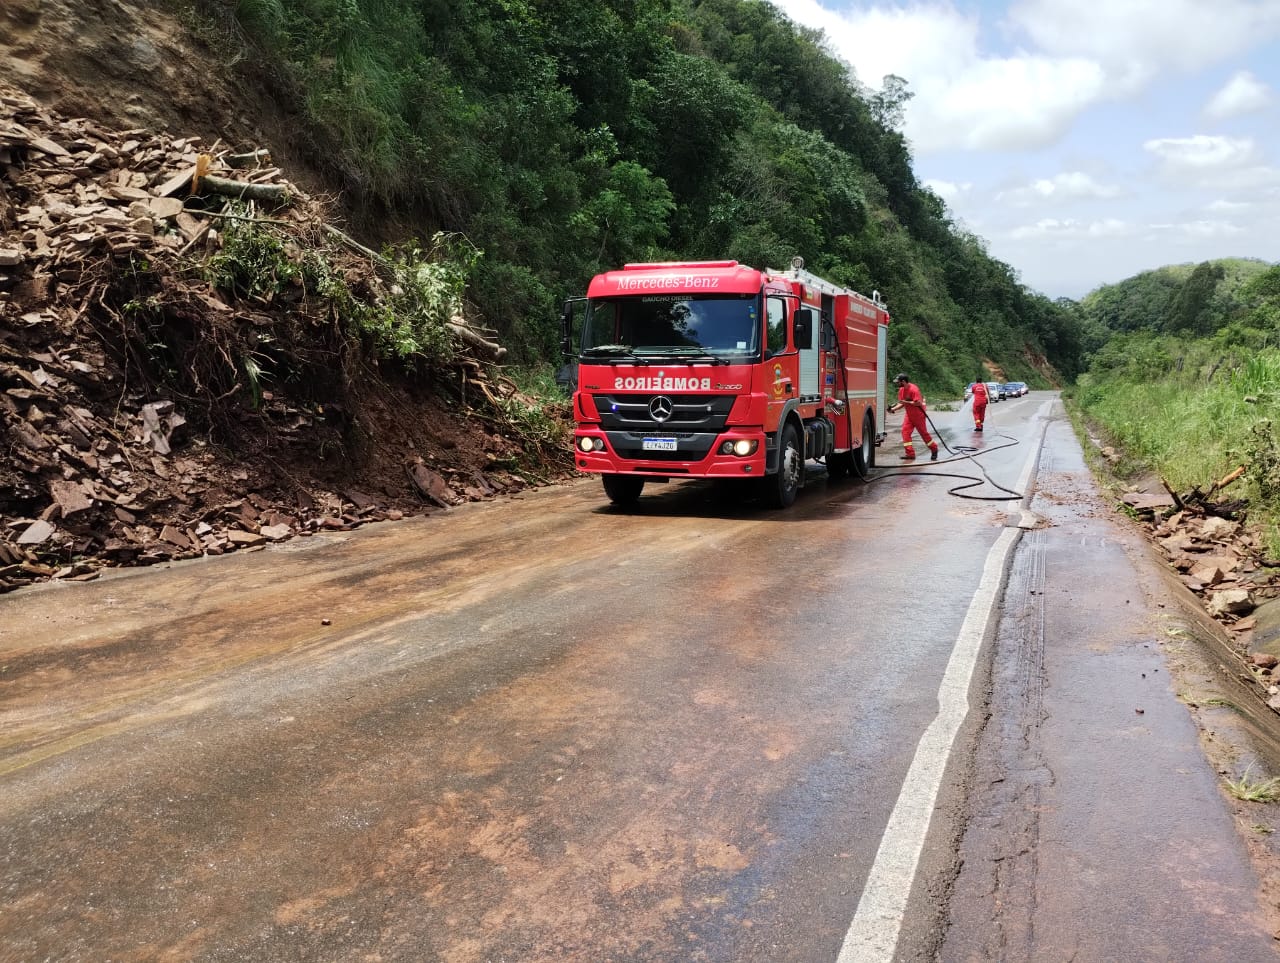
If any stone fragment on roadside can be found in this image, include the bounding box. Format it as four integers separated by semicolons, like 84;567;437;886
1121;491;1176;513
1251;652;1278;669
17;520;55;544
1208;588;1255;617
1200;517;1237;540
1159;533;1197;556
1190;562;1226;586
259;523;292;541
408;461;455;508
49;479;95;516
159;525;192;548
225;529;266;547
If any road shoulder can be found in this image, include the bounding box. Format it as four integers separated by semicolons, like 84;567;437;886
941;407;1280;961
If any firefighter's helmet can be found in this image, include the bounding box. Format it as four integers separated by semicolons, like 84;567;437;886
894;373;908;384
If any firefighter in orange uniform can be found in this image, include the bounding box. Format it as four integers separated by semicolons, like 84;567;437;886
888;372;938;461
969;380;988;431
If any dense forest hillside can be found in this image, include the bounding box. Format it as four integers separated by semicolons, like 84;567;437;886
194;0;1083;390
1071;257;1280;553
1078;258;1279;350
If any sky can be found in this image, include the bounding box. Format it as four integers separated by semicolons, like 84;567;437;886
766;0;1280;300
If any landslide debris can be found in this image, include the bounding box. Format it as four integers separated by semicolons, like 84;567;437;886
1120;478;1280;708
0;83;573;593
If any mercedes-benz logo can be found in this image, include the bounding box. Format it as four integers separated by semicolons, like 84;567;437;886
649;396;673;422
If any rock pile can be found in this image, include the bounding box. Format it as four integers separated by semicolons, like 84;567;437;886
1124;487;1280;703
0;83;569;593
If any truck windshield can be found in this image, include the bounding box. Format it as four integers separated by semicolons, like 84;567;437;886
580;295;760;361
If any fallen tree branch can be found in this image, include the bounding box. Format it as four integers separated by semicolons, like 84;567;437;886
1210;465;1247;493
225;149;271;169
194;173;291;206
447;321;506;361
189;208;294;227
1160;476;1185;512
323;223;391;270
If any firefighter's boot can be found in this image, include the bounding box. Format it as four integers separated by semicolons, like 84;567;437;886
930;444;939;461
902;444;916;460
975;424;983;432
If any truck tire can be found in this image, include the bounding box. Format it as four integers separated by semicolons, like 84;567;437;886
766;422;802;509
602;474;644;506
852;412;876;475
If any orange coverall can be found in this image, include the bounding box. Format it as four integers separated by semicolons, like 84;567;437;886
970;381;988;430
897;381;938;459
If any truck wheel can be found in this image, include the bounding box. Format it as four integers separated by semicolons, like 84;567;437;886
852;413;876;475
602;474;644;506
767;422;802;509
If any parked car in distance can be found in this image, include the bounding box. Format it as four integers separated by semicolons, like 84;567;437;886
985;381;1002;401
1003;381;1028;397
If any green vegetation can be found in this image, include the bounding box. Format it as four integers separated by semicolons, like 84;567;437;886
203;210;473;369
1224;765;1280;804
1071;261;1280;553
191;2;1280;544
200;0;1083;391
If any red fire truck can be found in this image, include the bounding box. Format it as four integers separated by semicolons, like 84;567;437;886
561;258;891;508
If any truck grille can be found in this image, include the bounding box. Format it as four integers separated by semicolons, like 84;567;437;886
590;394;736;432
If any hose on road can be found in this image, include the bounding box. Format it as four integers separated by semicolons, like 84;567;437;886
853;404;1025;502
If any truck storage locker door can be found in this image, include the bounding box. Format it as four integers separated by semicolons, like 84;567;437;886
876;320;889;422
799;298;825;396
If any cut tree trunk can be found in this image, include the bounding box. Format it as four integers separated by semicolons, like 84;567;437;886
195;174;290;206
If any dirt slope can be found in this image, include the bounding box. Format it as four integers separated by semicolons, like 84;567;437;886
0;3;573;592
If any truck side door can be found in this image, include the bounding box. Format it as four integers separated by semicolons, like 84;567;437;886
764;294;796;430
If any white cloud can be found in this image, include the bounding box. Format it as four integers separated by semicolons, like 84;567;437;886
923;178;970;199
910;55;1105;152
1006;0;1280;88
1203;71;1274;120
775;1;982;92
1143;135;1259;170
1206;199;1251;212
768;1;1107;153
1176;220;1247;239
996;172;1122;206
768;0;1280;155
1009;218;1133;240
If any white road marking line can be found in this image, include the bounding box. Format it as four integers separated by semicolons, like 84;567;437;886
837;525;1021;962
1014;401;1053;493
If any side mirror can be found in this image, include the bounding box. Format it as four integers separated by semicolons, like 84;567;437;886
793;308;814;350
560;303;574;357
560;297;586;358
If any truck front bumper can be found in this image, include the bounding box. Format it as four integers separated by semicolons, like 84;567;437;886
573;428;766;477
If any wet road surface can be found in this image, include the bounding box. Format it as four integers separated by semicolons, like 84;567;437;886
1;393;1275;961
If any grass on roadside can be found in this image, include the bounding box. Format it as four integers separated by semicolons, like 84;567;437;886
1224;765;1280;803
1071;342;1280;556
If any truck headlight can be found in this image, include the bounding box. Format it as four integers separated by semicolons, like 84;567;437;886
719;439;758;456
577;436;604;452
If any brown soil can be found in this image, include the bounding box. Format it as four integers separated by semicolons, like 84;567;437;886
0;1;574;591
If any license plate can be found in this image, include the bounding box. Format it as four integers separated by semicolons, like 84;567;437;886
642;437;677;451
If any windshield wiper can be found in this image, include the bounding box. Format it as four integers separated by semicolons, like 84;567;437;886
581;344;648;363
638;348;730;365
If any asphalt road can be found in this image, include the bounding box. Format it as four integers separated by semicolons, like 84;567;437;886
1;393;1276;962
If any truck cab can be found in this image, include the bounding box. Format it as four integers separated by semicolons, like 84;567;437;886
564;260;889;509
